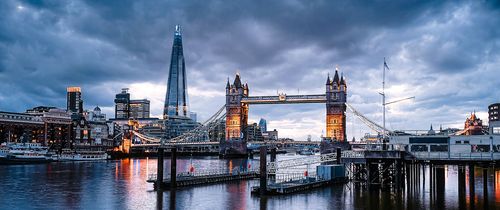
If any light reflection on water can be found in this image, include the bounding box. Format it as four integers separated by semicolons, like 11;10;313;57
0;155;498;210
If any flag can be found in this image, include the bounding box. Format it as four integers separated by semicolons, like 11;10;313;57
384;59;390;70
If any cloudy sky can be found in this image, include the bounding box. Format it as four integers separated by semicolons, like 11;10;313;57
1;0;499;140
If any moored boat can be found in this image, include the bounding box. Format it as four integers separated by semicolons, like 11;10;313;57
0;143;53;164
58;149;108;161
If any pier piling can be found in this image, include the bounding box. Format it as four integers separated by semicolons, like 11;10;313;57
483;167;488;209
458;165;466;210
336;148;341;164
259;146;268;196
269;148;276;182
469;164;475;208
171;147;177;189
156;148;164;190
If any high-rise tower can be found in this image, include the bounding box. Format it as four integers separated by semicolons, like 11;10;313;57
164;25;189;119
67;87;83;114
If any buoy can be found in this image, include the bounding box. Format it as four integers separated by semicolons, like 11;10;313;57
189;165;195;173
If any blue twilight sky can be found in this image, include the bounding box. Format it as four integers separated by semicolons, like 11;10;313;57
0;0;499;140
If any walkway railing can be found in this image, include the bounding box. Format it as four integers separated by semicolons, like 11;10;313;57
275;172;317;183
147;168;259;182
412;152;500;161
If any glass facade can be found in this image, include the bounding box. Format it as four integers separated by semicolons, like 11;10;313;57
164;25;188;118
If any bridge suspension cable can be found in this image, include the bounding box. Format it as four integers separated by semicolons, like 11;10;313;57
132;130;161;143
129;105;227;144
345;103;392;135
168;105;226;143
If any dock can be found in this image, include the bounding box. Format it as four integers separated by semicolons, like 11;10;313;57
148;170;259;189
251;177;347;195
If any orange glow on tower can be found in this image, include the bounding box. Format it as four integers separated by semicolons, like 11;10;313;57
325;69;347;141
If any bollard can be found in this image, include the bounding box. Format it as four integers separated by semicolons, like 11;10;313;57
260;146;268;196
157;147;164;190
171;147;177;189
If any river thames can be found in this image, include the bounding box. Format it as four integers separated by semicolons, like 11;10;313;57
0;155;498;210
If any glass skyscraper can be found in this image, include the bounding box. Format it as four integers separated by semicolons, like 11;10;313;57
164;25;189;119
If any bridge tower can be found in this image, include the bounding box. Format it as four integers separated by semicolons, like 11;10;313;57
325;69;347;141
221;73;249;156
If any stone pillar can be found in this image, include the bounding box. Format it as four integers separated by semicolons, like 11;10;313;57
259;146;267;196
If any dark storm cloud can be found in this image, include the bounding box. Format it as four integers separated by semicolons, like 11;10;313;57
0;0;499;138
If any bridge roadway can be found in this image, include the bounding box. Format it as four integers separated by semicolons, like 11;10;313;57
241;94;326;104
131;140;320;148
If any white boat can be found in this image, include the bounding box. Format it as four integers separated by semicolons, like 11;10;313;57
0;144;9;158
58;150;108;161
0;143;52;164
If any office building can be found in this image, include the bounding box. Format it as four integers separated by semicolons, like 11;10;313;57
130;99;150;119
114;88;130;119
67;87;83;114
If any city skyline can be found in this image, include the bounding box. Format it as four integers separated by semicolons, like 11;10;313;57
0;1;499;140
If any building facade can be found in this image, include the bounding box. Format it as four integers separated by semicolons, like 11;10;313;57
130;99;150;119
246;123;263;141
225;74;249;141
67;87;83;115
114;88;131;119
88;106;106;122
463;112;485;135
489;103;500;135
164;25;189;118
258;118;267;133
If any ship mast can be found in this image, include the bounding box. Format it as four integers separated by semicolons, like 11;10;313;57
382;57;387;143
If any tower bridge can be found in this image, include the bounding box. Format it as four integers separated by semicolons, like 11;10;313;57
130;68;390;157
222;70;347;156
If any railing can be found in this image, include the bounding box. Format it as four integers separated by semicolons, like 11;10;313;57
267;153;338;174
147;168;259;182
412;152;500;161
275;172;317;183
341;151;364;158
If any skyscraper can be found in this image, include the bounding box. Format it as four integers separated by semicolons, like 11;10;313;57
258;118;267;133
67;87;83;114
114;88;130;119
164;25;189;119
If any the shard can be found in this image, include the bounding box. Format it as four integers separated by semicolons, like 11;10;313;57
164;25;189;118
